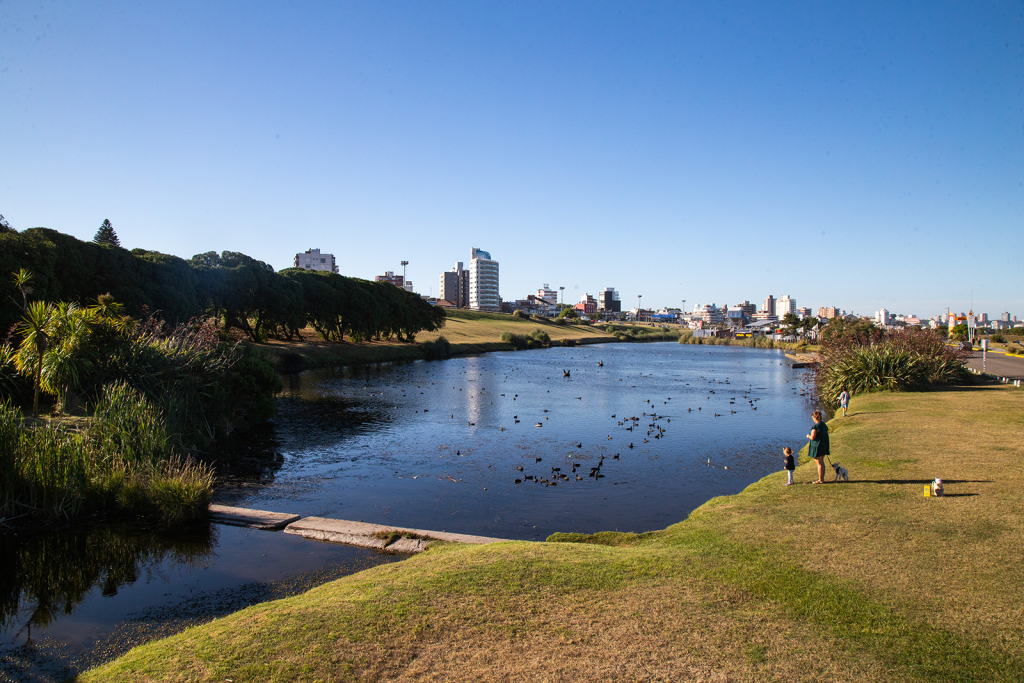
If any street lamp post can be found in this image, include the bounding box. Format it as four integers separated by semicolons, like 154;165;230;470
681;300;686;327
559;286;564;306
400;260;409;285
637;295;642;322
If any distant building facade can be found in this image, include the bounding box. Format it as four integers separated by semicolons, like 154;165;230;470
599;287;621;312
294;248;338;273
777;295;796;316
574;294;597;316
693;304;724;326
469;248;500;311
733;301;756;317
440;262;470;308
763;295;776;317
375;271;414;293
536;284;558;305
818;306;840;319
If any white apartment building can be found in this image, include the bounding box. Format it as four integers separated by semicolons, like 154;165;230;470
777;295;796;316
536;284;558;304
469;248;500;312
294;248;339;273
876;308;891;326
693;303;724;325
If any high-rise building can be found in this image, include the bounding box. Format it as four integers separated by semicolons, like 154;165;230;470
778;295;796;316
876;309;891;325
439;262;469;308
763;295;776;316
797;307;812;319
1001;312;1011;322
599;288;621;312
469;248;500;311
293;248;338;273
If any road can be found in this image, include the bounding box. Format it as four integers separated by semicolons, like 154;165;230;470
965;350;1024;381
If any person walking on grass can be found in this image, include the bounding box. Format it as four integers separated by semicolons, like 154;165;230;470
783;447;795;485
838;388;850;417
807;410;830;484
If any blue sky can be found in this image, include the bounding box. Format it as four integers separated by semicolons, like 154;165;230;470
1;1;1021;318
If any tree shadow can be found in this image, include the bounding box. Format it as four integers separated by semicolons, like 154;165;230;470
937;493;979;497
840;479;992;485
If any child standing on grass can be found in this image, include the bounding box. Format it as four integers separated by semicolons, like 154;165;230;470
783;447;795;485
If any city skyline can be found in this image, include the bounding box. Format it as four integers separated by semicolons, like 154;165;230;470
1;2;1020;318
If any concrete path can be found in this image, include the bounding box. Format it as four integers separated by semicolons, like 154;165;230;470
208;504;301;530
284;517;511;553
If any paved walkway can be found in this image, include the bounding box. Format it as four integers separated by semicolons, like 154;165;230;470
966;350;1024;381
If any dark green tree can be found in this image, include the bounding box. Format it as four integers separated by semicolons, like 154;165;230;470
781;312;801;336
0;214;14;234
93;219;120;247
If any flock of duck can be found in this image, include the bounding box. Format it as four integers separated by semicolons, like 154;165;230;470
494;367;777;488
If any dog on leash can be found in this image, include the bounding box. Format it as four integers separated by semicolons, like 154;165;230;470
831;463;850;482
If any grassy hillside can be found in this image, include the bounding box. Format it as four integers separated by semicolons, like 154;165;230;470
83;385;1024;682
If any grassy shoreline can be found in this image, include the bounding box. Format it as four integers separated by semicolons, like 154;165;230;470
254;311;680;370
83;384;1024;681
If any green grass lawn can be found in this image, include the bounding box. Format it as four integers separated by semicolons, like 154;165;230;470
83;385;1024;682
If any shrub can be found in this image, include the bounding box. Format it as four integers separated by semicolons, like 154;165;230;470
500;332;531;350
277;350;306;374
512;310;530;319
990;333;1005;344
529;329;551;345
815;327;969;407
421;336;452;360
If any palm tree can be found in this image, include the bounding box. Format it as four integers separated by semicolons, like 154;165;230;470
15;301;56;415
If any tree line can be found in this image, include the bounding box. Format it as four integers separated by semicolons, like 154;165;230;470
0;226;445;343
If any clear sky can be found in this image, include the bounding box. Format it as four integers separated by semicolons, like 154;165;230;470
2;1;1021;318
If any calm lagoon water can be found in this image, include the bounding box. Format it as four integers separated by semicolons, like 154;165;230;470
214;342;820;540
0;342;818;681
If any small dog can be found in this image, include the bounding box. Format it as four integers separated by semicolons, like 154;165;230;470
831;463;850;482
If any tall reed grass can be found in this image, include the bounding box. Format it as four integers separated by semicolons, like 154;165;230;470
0;382;213;522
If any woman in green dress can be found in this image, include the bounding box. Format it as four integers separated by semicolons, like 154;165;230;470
806;410;830;484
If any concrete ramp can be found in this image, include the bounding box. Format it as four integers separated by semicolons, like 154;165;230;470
208;504;301;530
284;516;510;553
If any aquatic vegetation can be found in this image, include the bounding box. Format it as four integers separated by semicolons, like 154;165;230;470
0;383;213;522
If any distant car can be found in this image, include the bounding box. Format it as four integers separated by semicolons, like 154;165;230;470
959;341;974;352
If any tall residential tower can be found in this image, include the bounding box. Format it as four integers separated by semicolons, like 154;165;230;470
469;248;500;311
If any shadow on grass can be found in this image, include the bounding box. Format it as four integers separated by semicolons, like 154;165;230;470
841;479;993;485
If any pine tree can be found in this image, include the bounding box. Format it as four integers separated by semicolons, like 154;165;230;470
93;219;120;247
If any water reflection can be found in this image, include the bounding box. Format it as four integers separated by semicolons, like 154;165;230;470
0;523;214;633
